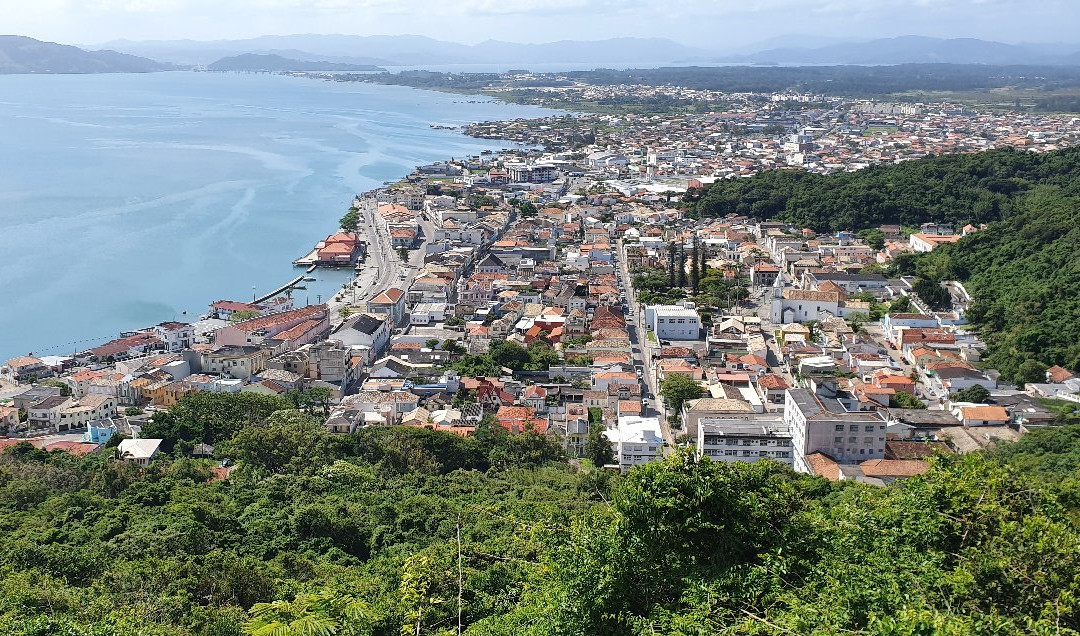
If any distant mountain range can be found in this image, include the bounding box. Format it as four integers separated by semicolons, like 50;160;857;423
0;35;170;74
97;34;711;67
206;54;384;72
6;33;1080;76
718;35;1080;65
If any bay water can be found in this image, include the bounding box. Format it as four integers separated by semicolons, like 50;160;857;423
0;72;559;361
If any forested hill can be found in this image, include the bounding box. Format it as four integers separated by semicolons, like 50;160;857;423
687;146;1080;231
899;185;1080;382
2;391;1080;634
0;35;170;74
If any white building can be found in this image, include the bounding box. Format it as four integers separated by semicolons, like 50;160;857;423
154;322;194;352
785;386;887;474
696;417;793;466
645;305;701;341
604;416;664;473
117;438;163;466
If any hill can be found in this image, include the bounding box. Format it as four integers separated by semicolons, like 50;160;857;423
99;34;708;66
687;146;1080;230
206;53;384;72
901;185;1080;383
0;35;169;74
687;146;1080;382
723;35;1080;65
1;391;1080;634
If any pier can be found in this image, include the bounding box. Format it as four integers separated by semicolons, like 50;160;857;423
254;275;305;305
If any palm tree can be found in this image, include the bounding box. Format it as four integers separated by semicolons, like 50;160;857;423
244;590;375;636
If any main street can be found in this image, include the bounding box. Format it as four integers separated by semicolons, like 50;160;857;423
616;239;674;450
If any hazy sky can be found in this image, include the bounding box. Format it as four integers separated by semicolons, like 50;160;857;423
1;0;1075;48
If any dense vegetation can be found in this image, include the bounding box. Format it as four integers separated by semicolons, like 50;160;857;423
687;146;1080;231
3;394;1080;634
349;64;1080;104
895;184;1080;382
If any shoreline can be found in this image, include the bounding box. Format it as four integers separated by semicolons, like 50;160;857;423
0;73;560;363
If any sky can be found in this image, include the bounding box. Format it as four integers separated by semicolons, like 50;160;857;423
1;0;1076;48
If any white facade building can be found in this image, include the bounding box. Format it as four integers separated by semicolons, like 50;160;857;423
604;416;664;473
696;417;793;466
645;305;701;341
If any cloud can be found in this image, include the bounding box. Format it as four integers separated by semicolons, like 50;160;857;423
0;0;1074;48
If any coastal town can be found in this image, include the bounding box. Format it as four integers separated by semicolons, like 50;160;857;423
2;91;1078;483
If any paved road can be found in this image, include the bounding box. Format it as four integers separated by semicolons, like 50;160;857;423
616;240;673;450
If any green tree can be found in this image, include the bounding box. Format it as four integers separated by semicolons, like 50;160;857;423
857;228;886;250
245;590;376;636
339;207;360;235
220;410;332;474
951;385;991;403
584;423;614;467
659;374;704;413
888;295;913;314
892;390;926;409
488;341;530;371
425;338;440;350
230;310;262;323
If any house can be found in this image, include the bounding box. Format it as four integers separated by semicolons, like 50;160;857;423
2;356;52;382
57;394;116;431
117;438;163;466
209;300;262;320
214;305;330;351
645;305;701;341
368;288;408;326
83;418;119;445
604;416;663;473
335;313;391;362
200;346;270;381
27;395;73;431
955;405;1010;427
154;322;193;352
756;374;790;408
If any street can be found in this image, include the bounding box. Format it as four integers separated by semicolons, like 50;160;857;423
616;240;673;449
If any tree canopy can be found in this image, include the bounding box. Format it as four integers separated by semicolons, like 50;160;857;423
5;392;1080;634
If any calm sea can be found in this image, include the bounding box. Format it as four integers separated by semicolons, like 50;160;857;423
0;72;560;361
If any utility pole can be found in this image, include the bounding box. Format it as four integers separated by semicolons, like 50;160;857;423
457;515;463;636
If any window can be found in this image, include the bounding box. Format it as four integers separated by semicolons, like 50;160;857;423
864;425;875;432
834;424;844;431
677;319;685;324
834;436;843;443
860;449;865;454
724;449;736;456
848;436;856;443
850;425;860;431
864;437;873;444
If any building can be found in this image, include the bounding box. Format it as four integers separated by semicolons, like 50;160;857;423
2;356;52;382
603;416;664;473
335;313;391;361
696;417;793;466
785;385;887;474
200;346;269;381
368;288;408;326
117;438;162;466
154;322;193;352
645;305;701;341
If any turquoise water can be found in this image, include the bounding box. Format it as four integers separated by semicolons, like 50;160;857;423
0;72;559;360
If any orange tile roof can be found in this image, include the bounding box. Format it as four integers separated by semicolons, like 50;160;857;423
960;406;1009;422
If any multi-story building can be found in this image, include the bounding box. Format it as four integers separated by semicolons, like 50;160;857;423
604;416;664;473
785;385;887;473
645;305;701;341
696;418;793;466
